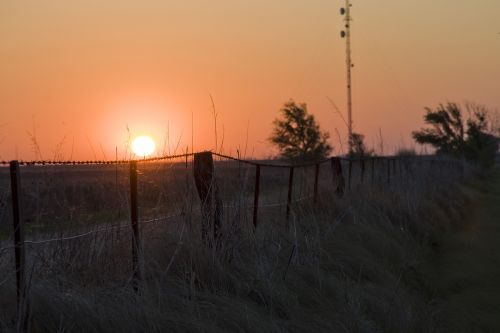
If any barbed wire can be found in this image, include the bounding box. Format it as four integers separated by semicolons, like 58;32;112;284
0;213;184;250
212;152;331;168
213;152;461;168
0;152;464;252
0;195;321;251
139;212;184;225
0;152;195;166
0;151;462;168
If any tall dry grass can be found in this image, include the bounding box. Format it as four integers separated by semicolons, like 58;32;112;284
0;157;474;332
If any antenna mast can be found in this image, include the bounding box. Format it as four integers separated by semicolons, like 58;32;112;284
340;0;353;154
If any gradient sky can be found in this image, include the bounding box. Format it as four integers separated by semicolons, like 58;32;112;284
1;0;499;160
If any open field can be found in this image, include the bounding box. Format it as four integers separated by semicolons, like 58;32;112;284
0;155;482;332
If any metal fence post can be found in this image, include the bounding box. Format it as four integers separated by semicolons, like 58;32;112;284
129;160;142;292
252;165;261;229
10;161;28;329
286;166;294;220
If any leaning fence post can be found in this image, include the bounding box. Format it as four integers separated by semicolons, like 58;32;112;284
10;161;28;329
313;163;320;203
331;157;345;197
286;166;294;220
253;164;261;229
129;160;142;292
193;152;223;244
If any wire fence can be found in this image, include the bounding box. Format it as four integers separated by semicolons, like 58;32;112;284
0;152;195;166
0;151;465;250
0;150;465;322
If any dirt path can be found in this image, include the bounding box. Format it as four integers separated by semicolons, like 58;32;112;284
425;167;500;332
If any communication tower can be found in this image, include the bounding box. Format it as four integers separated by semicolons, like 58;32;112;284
340;0;354;153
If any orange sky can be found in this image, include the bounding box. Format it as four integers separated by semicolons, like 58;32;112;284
1;0;499;160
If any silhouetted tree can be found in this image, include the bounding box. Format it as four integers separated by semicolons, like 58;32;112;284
412;103;465;155
349;132;373;158
413;102;499;167
270;100;332;161
463;107;498;168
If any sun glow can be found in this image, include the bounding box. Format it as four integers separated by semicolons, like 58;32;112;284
131;135;156;157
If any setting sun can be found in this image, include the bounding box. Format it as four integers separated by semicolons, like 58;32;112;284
131;135;156;157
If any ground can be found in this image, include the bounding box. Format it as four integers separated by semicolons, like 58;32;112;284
425;167;500;332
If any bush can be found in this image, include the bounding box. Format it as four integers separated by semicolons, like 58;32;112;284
269;100;332;161
412;102;499;168
395;148;417;157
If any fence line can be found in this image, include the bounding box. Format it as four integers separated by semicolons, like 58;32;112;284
1;150;464;326
212;152;332;168
0;152;463;249
0;152;195;166
0;150;458;169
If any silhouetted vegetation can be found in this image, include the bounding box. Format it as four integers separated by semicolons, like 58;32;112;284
412;102;499;168
270;100;332;161
395;147;417;157
348;132;374;158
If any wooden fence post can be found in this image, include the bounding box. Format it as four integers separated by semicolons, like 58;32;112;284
129;160;142;292
193;152;223;244
252;165;261;229
331;157;345;197
286;167;294;220
10;161;28;330
313;163;320;203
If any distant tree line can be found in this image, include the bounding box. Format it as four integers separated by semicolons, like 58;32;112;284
268;99;499;167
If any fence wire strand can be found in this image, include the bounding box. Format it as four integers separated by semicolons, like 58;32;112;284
0;152;195;166
0;151;457;168
0;213;184;250
0;152;464;257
